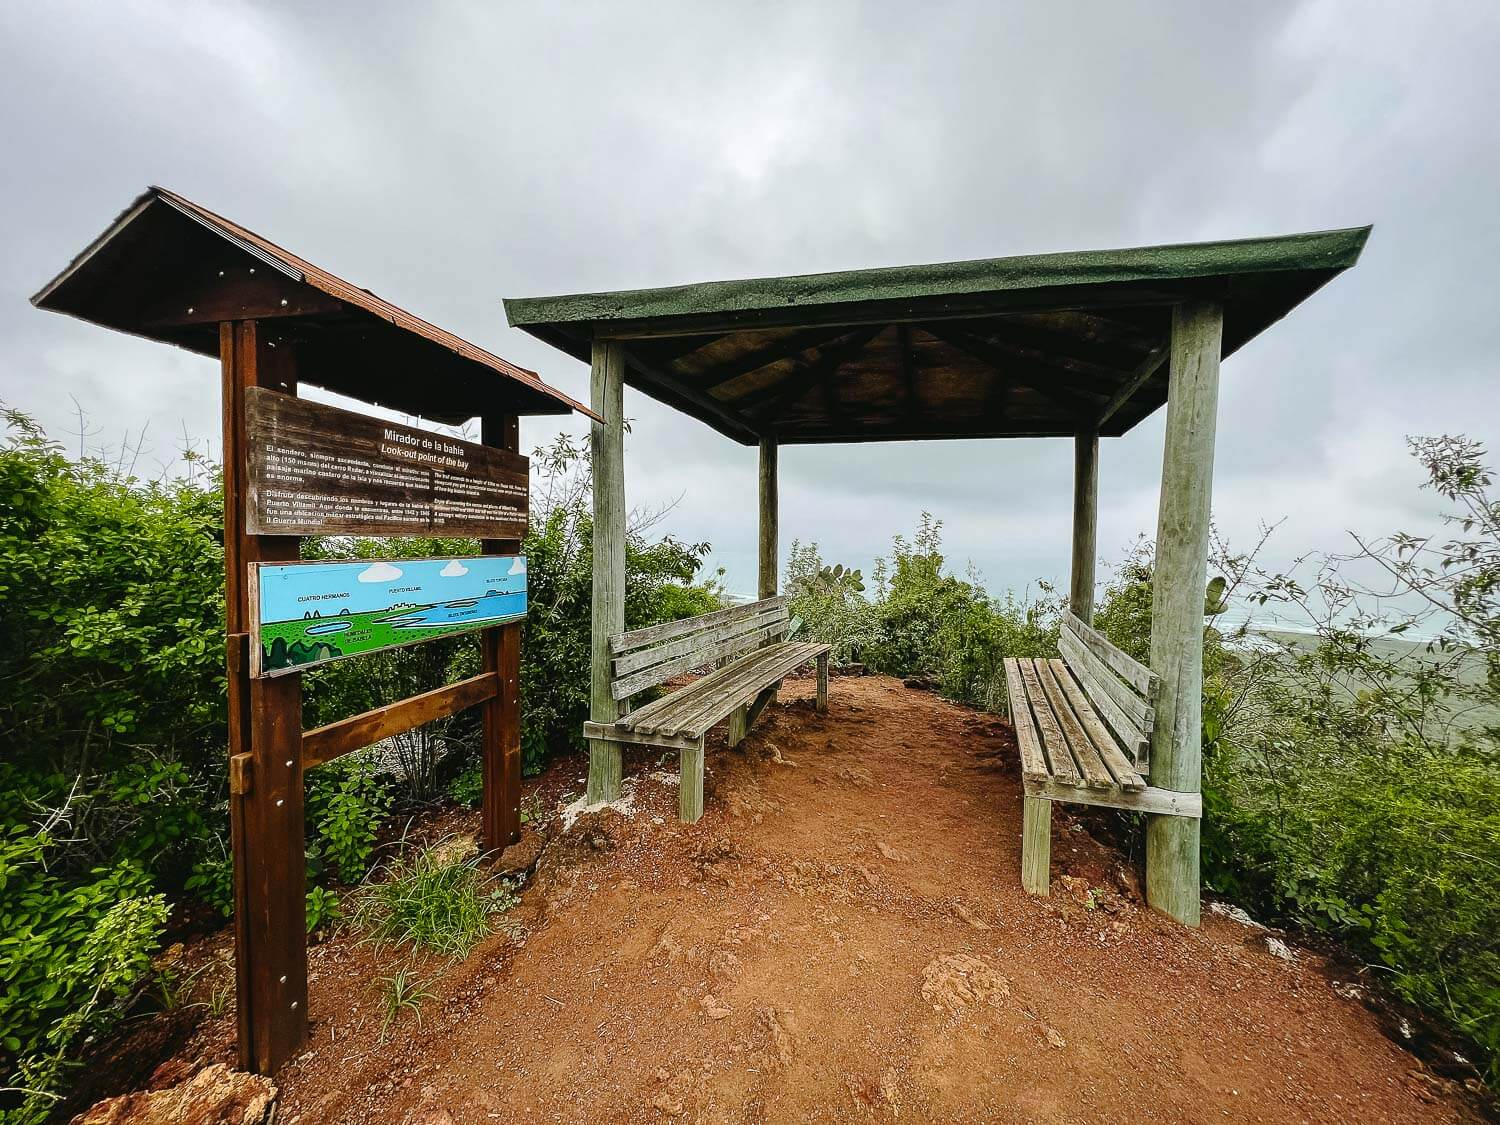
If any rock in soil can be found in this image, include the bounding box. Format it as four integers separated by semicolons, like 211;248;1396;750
72;1064;275;1125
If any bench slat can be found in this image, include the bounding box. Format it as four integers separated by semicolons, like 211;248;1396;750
1017;659;1081;787
610;596;787;654
1058;626;1154;737
612;620;788;700
1046;659;1145;792
1025;778;1202;818
642;643;823;739
1004;659;1050;784
1036;659;1114;790
622;642;828;739
611;603;787;677
1063;612;1157;700
621;643;796;732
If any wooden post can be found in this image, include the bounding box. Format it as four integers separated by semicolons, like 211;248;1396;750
1145;301;1222;928
1021;796;1051;896
679;742;705;824
588;339;626;803
481;413;523;853
815;652;829;712
222;320;307;1074
758;436;778;599
1070;431;1099;622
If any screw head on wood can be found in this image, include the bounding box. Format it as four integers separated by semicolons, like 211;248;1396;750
276;798;284;807
187;307;194;314
280;298;288;307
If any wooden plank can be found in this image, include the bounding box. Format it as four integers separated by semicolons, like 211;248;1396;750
1048;659;1145;791
746;681;780;729
1070;433;1098;622
1003;660;1049;783
815;652;828;712
302;672;499;768
1064;611;1157;699
1145;300;1221;926
1017;659;1081;786
589;339;627;803
611;603;786;676
1036;659;1113;790
243;387;528;539
1058;631;1149;765
612;620;788;700
759;437;778;600
583;720;702;752
627;642;826;738
610;596;788;653
633;645;797;736
1058;625;1153;732
1026;778;1203;819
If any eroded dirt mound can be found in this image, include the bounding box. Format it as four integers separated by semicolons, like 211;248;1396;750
170;675;1475;1122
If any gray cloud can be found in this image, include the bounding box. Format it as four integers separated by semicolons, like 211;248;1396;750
2;0;1496;597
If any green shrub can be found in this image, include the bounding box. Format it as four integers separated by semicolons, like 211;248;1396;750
306;755;393;884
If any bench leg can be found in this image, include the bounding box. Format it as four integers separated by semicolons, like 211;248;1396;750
1021;795;1051;896
679;739;705;824
586;737;622;805
815;653;829;712
727;705;749;748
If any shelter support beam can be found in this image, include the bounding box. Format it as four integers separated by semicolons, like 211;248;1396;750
589;339;627;803
222;320;306;1075
481;413;523;853
1145;301;1223;927
1070;432;1099;622
759;437;778;599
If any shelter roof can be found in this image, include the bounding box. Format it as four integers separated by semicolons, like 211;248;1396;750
34;187;595;424
504;227;1369;443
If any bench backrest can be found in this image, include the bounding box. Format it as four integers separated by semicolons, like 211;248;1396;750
1057;610;1159;771
607;596;789;703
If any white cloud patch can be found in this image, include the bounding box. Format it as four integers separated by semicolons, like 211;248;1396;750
509;557;526;575
357;561;403;583
439;559;469;577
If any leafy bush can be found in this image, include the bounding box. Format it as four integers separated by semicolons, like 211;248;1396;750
785;540;879;662
306;755;393;885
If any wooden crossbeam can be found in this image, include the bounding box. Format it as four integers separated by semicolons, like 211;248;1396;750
921;322;1108;417
690;326;859;391
302;672;499;768
1095;345;1168;427
619;345;762;443
732;325;886;417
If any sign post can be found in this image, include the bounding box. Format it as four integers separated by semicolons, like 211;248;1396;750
32;187;594;1076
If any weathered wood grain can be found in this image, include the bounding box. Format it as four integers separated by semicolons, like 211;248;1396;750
588;339;627;803
1145;300;1222;927
610;596;788;653
1070;432;1098;622
1063;611;1157;698
302;672;499;768
243;388;528;539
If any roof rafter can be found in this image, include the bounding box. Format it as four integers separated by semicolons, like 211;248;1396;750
733;326;887;418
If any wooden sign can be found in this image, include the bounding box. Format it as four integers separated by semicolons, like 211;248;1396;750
245;388;528;539
250;555;527;676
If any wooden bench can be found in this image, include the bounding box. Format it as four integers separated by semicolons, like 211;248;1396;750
1003;610;1201;896
583;596;831;824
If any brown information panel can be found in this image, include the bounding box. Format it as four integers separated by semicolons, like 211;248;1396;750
245;388;527;538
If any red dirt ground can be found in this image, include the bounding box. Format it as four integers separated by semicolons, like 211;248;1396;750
170;674;1480;1123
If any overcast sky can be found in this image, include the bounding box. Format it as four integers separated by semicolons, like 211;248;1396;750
3;1;1497;600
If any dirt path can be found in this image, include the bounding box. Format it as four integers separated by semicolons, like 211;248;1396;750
233;675;1467;1122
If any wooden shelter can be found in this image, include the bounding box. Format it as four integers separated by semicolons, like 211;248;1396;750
33;187;593;1074
504;226;1368;925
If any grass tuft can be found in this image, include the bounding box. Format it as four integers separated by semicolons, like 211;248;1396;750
348;836;518;959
